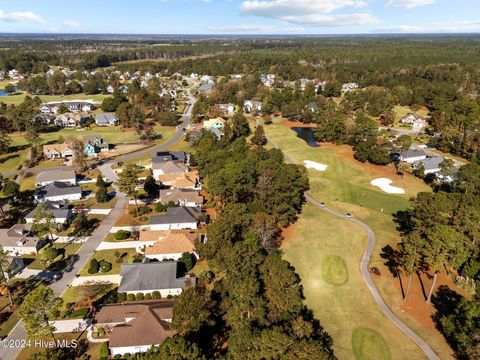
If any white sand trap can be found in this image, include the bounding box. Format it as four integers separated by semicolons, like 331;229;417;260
370;178;405;194
303;160;328;171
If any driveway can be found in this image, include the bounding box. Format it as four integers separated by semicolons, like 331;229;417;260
50;319;91;334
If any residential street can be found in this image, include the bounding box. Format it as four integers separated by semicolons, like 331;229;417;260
0;89;196;360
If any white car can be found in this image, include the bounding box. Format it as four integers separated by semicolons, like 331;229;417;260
345;213;352;218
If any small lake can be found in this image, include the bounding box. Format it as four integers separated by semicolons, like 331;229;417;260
0;90;9;97
291;127;319;147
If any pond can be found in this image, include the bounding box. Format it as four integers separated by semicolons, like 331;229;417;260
291;127;319;147
0;90;9;97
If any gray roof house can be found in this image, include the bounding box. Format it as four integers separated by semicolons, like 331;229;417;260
95;113;119;126
414;156;444;175
84;135;110;152
34;182;82;203
0;224;47;256
25;201;73;224
35;169;77;187
118;261;195;296
399;149;427;163
152;151;189;165
150;207;202;231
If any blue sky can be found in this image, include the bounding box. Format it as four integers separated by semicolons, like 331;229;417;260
0;0;479;34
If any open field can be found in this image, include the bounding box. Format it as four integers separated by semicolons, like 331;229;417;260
264;118;454;359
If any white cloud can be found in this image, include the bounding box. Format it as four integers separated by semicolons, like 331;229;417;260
0;9;46;24
62;20;82;29
240;0;378;27
374;21;480;33
386;0;436;9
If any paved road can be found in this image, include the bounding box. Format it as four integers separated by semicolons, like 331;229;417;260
268;137;440;360
0;90;196;360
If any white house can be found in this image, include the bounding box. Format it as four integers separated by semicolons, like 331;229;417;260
151;161;188;180
0;224;47;256
244;100;262;113
34;182;82;203
342;82;359;92
25;202;73;224
35;169;77;187
159;189;203;207
218;103;235;116
118;262;195;297
149;207;201;231
399;149;427;163
401;114;427;131
413;156;445;175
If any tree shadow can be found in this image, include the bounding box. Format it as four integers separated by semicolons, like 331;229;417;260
380;245;405;298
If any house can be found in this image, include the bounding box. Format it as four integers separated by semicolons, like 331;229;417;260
0;224;47;256
414;156;444;175
94;301;175;357
106;85;115;94
260;74;275;87
31;113;55;125
34;182;82;203
54;112;88;127
118;85;129;93
158;171;199;190
40;101;94;114
152;161;188;180
140;231;198;261
307;102;319;112
118;262;195;296
315;81;326;93
401;114;427;131
244;100;263;113
231;74;243;80
203;118;225;130
342;82;359;92
218;104;235;116
150;207;202;231
159;189;203;207
3;257;25;280
200;75;214;84
43;143;74;160
399;149;427;163
35;169;77;187
25;201;73;224
205;127;223;140
198;82;214;94
95;113;119;126
152;151;189;165
84;135;109;153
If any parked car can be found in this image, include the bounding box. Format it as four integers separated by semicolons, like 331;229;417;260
320;202;326;208
345;213;352;218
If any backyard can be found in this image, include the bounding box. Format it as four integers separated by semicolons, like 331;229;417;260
79;248;138;276
263;118;455;359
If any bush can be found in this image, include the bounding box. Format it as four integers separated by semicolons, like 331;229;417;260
127;293;135;301
97;327;105;337
167;294;173;299
152;291;161;299
99;342;109;360
66;302;75;310
144;293;152;300
178;252;196;272
99;260;112;273
136;293;145;301
70;308;89;319
53;254;64;262
113;355;122;359
154;203;168;213
117;293;126;302
42;247;58;261
88;258;99;274
115;230;131;240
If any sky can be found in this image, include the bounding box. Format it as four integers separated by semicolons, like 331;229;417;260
0;0;479;35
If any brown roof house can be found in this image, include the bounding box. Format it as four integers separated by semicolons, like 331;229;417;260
140;230;198;261
159;188;203;207
158;171;200;190
94;301;175;357
43;143;74;160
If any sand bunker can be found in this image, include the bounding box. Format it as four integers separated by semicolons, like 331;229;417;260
303;160;328;171
370;178;405;194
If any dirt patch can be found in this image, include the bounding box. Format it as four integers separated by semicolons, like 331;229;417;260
281;119;317;128
100;144;148;159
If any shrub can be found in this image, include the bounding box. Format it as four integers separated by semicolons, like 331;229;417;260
99;260;112;273
70;308;89;319
88;258;99;274
152;291;161;299
167;294;173;299
99;342;109;360
154;203;168;213
66;302;75;310
139;206;152;215
113;355;122;360
42;247;59;261
178;252;196;272
53;254;64;262
144;293;152;300
97;327;105;337
127;293;135;301
117;293;126;302
115;230;131;241
136;293;145;301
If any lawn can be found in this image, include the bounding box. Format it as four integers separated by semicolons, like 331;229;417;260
0;150;27;173
392;105;430;126
0;92;111;106
79;248;137;276
26;242;82;270
264;118;454;359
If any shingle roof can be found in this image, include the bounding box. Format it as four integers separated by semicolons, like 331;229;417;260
150;207;201;225
0;224;39;248
415;156;444;171
118;262;195;292
400;149;426;159
151;160;188;173
152;151;188;164
142;231;197;256
35;169;76;185
42;182;81;198
95;113;118;124
95;301;176;348
159;189;203;205
25;203;70;221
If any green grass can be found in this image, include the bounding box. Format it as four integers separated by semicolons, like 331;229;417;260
80;248;137;276
392;105;430;126
321;255;348;285
27;243;82;270
264;118;452;359
352;328;392;360
0;92;111;106
0;150;26;172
